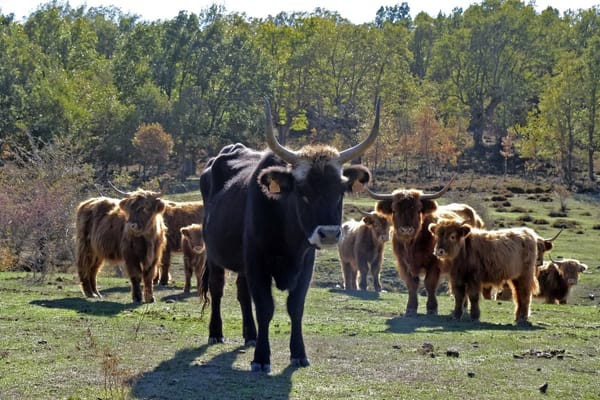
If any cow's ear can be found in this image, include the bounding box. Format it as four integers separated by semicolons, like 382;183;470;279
342;165;371;193
180;227;190;238
376;200;393;216
458;225;471;238
362;215;374;225
543;240;553;252
421;199;438;215
579;263;589;273
154;199;166;213
258;166;295;199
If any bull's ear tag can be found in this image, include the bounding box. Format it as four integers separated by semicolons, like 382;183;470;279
352;181;365;194
269;179;281;193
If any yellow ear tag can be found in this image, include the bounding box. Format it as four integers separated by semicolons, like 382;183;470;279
352;181;365;194
269;180;281;194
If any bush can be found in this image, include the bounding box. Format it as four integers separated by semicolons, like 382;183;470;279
0;134;93;279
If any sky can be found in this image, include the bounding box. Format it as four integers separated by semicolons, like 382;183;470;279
0;0;598;23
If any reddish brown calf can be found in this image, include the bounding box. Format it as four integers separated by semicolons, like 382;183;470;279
180;223;206;294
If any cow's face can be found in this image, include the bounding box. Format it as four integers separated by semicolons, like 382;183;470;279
119;190;166;236
363;212;391;242
429;220;471;261
181;224;205;254
556;259;588;286
375;190;437;242
258;146;371;248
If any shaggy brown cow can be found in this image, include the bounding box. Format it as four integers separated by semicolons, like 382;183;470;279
429;220;539;325
337;210;390;291
536;258;588;304
76;190;167;303
180;223;206;294
159;200;204;285
367;177;484;317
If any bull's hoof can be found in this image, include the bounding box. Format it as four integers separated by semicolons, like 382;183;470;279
404;309;418;318
426;308;438;316
250;361;271;373
208;337;225;345
244;339;257;347
290;357;310;368
516;319;532;327
143;296;155;303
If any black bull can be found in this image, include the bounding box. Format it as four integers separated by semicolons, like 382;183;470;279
200;98;380;372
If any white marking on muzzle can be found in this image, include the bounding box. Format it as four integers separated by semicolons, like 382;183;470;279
308;225;342;248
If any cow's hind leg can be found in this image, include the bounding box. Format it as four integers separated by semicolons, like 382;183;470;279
158;249;171;285
424;267;441;315
236;274;257;346
207;263;225;343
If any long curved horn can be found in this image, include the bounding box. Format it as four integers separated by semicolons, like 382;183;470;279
545;226;565;242
108;181;130;196
339;97;381;164
358;209;373;216
365;186;394;201
420;174;457;201
264;97;299;164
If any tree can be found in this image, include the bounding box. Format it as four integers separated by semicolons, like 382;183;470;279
132;123;174;180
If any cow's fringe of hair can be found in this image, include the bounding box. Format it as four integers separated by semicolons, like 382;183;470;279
198;262;210;318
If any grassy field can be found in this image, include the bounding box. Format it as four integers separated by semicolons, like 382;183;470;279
1;176;599;399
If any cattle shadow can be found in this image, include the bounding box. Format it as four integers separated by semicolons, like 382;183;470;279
160;291;201;303
328;287;382;301
386;314;546;334
30;297;138;316
131;344;295;400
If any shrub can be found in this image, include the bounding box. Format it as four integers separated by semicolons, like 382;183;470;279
0;134;93;279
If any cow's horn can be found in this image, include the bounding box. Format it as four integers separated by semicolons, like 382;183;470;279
108;181;130;196
358;209;373;216
420;175;457;200
365;187;394;201
264;97;299;164
338;97;381;164
546;226;564;242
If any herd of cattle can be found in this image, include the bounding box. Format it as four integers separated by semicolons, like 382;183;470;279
74;98;588;372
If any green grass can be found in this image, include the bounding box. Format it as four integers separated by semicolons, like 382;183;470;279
1;178;600;399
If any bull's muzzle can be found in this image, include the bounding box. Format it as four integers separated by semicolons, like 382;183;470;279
567;278;578;286
433;247;447;258
395;226;416;240
308;225;342;249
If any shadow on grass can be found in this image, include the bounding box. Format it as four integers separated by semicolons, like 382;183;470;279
30;297;138;316
386;313;546;334
131;344;296;400
328;287;383;301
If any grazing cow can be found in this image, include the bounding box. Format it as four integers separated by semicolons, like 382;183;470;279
180;224;206;294
429;220;539;325
159;200;204;285
199;98;380;373
75;190;167;303
337;210;390;291
536;259;588;304
366;178;484;317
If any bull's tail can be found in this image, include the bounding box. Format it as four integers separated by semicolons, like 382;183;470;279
198;261;211;317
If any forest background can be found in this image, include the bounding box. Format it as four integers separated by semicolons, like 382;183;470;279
1;0;600;273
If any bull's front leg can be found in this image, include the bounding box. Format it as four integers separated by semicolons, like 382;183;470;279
142;263;157;303
249;270;275;373
424;267;441;315
236;274;257;345
357;258;369;291
207;262;225;343
287;252;314;369
466;284;481;322
404;274;420;317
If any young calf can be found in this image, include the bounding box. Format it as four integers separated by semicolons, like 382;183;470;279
180;224;206;294
429;220;539;326
536;258;588;304
337;211;390;291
